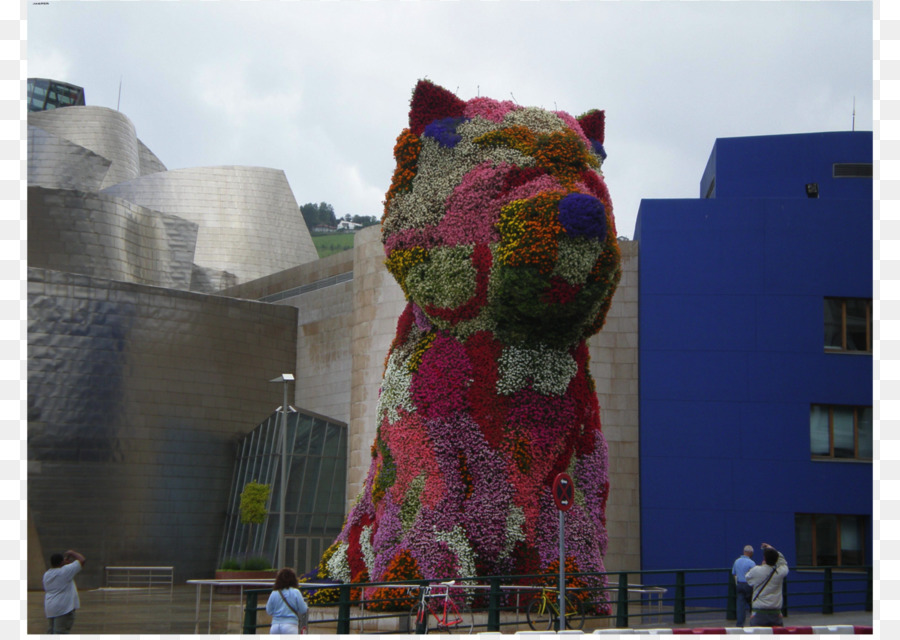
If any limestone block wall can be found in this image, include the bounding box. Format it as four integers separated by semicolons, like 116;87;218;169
347;226;405;509
220;250;356;426
588;239;640;573
27;268;298;588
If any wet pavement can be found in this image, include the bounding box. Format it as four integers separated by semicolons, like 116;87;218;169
27;585;874;635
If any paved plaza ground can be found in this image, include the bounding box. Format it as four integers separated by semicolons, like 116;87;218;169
27;585;874;635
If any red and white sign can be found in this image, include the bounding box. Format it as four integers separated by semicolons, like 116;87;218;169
552;473;574;512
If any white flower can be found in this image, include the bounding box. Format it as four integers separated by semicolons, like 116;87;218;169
406;245;476;310
554;237;603;284
326;542;351;583
377;350;414;423
497;344;578;396
434;525;477;579
502;107;567;134
360;525;376;575
500;506;526;560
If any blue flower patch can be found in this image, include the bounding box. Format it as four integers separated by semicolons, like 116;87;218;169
423;117;470;148
591;140;607;160
557;193;607;241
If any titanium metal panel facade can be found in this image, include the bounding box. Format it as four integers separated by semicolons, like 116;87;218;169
29;106;143;189
28;124;112;192
28;186;198;290
102;166;321;291
28;268;298;588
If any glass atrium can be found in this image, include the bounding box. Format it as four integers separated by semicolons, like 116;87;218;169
219;408;347;574
27;78;85;112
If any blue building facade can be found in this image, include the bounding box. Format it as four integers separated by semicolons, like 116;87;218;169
634;132;872;605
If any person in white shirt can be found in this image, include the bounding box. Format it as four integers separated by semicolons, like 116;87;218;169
745;543;789;627
43;549;85;634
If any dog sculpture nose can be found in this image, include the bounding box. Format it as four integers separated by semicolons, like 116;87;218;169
557;193;607;241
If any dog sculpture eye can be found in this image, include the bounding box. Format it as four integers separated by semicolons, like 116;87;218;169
310;81;620;617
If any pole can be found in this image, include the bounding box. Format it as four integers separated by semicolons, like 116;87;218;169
559;510;565;631
278;381;288;570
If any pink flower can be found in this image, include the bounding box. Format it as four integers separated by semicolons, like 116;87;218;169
464;97;521;122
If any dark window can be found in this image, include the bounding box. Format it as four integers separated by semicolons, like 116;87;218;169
795;513;867;567
810;404;872;461
824;298;871;353
833;163;873;178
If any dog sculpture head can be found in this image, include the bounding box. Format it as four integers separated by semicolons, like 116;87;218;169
382;80;621;348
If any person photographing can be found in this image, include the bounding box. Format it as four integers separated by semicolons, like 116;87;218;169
745;542;789;627
43;549;86;634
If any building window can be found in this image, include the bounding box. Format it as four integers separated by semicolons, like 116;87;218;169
824;298;871;353
810;404;872;461
833;163;873;178
795;513;868;567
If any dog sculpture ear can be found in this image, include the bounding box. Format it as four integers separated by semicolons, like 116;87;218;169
577;110;605;144
409;79;467;136
577;109;606;160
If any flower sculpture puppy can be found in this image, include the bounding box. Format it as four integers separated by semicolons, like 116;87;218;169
316;80;621;610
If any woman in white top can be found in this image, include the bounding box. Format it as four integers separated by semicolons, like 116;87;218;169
265;568;308;634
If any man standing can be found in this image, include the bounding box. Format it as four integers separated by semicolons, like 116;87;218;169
43;549;85;634
745;542;789;627
731;544;755;627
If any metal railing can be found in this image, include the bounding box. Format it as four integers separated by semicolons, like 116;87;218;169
239;566;872;633
103;566;174;599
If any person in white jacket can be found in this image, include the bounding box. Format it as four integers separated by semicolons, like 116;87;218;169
745;542;789;627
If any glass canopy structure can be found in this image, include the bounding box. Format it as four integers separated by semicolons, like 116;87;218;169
27;78;86;112
219;408;347;574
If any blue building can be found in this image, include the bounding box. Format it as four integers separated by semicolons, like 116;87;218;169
634;132;872;605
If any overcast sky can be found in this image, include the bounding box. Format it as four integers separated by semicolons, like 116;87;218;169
26;1;872;240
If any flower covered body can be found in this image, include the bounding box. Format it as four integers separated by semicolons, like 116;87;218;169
313;81;621;612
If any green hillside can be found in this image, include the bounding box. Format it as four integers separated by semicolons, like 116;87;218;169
312;232;356;258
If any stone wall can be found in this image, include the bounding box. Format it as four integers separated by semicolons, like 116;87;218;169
589;240;640;573
348;227;406;509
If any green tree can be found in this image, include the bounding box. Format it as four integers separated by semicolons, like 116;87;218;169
300;202;336;231
240;480;271;556
351;214;379;228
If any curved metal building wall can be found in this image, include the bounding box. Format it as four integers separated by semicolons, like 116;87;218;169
28;268;298;588
102;166;320;289
28;186;198;290
29;106;143;189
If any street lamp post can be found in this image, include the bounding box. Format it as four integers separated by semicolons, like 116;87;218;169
269;373;294;570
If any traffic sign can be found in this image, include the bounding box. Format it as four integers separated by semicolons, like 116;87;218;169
552;473;574;512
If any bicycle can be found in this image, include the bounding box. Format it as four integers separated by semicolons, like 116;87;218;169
525;585;585;631
409;580;474;634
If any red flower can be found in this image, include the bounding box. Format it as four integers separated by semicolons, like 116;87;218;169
409;79;467;136
577;110;605;144
541;277;582;305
